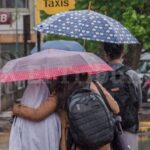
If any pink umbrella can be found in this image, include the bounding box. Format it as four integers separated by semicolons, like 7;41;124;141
0;49;112;82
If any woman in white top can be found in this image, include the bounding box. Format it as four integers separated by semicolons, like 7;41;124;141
9;80;61;150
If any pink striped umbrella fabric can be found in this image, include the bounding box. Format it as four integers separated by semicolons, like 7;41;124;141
0;49;112;82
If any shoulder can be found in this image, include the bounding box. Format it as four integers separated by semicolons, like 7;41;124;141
126;69;141;88
126;69;140;80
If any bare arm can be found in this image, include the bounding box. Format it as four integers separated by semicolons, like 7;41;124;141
13;96;57;121
90;82;120;114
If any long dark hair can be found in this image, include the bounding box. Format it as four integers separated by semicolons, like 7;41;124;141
104;42;124;60
51;73;90;111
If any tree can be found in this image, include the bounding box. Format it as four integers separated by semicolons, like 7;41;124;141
76;0;150;69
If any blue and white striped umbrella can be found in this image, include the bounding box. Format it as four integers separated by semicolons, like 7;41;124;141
35;10;138;44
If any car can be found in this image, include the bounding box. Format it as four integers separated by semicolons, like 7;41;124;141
137;53;150;103
137;53;150;75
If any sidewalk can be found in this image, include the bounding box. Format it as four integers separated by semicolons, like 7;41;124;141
0;111;11;150
0;111;150;150
0;131;9;150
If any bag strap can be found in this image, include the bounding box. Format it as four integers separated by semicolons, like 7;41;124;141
67;128;74;150
115;65;130;73
92;80;112;111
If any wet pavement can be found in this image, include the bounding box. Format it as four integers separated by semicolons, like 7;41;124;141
0;131;9;150
0;111;11;150
1;125;150;150
0;111;150;150
139;135;150;150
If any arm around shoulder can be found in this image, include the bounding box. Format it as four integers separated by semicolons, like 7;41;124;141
13;96;57;121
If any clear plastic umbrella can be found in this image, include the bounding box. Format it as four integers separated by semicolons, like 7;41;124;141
0;49;112;82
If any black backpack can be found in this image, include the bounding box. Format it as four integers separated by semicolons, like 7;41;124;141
103;66;138;130
66;81;115;150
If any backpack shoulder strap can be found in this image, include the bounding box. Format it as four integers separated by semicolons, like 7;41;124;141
117;65;134;83
115;65;130;73
102;65;130;84
92;80;112;111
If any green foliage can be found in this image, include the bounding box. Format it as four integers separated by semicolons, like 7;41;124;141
76;0;150;50
122;7;150;49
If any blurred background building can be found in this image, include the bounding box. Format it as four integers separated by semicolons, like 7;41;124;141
0;0;36;111
0;0;36;57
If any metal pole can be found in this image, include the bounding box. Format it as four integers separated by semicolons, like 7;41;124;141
37;31;41;52
23;15;30;56
15;0;19;57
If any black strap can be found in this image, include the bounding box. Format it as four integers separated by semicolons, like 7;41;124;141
115;65;130;73
74;144;77;150
67;129;74;150
92;80;112;111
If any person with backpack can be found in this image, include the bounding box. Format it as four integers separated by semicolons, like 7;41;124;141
12;73;119;150
98;43;142;150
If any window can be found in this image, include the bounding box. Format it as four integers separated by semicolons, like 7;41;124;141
0;0;28;8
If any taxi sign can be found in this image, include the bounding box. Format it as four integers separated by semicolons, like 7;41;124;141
35;0;75;24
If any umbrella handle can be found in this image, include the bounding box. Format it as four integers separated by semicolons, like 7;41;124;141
88;1;92;10
85;1;92;48
83;40;86;47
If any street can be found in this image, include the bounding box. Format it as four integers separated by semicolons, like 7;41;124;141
0;117;150;150
0;131;9;150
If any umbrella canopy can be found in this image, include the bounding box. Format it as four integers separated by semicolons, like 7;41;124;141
31;40;86;54
0;49;112;83
35;10;138;44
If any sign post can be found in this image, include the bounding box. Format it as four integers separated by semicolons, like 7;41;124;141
35;0;75;52
15;0;19;57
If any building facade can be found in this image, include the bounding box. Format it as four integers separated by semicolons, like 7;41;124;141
0;0;36;57
0;0;36;111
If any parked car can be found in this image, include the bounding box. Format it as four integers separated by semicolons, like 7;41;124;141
137;53;150;102
137;54;150;74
